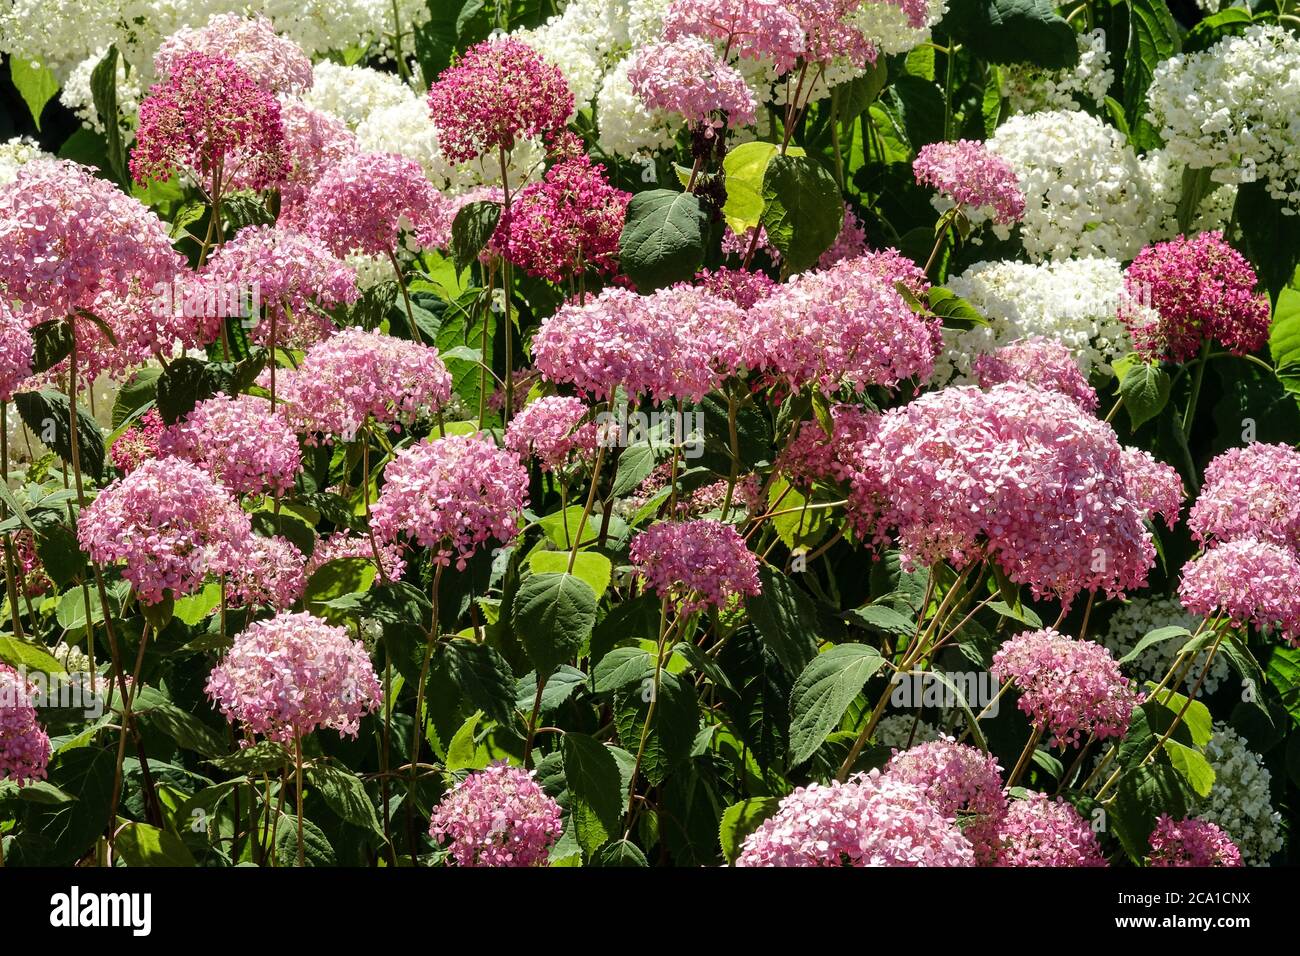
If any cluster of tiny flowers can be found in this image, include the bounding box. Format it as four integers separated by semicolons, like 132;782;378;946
274;328;451;440
939;257;1134;384
224;535;307;610
847;0;947;56
721;222;780;265
77;457;252;605
307;531;408;583
1119;447;1184;530
201;225;358;348
913;140;1025;225
505;396;598;473
272;99;358;224
110;409;166;474
971;338;1097;412
982;110;1154;262
817;203;869;269
305;151;444;257
0;136;52;185
1189;443;1300;551
1146;26;1300;211
429;763;563;867
992;629;1139;746
1100;596;1227;695
13;530;52;597
694;266;778;308
778;404;878;491
1147;815;1242;867
1195;724;1283;865
1121;231;1270;363
1141;147;1236;241
629;519;760;614
662;0;808;72
1178;538;1300;646
302;62;415;129
747;255;942;393
372;435;529;570
886;738;1006;863
0;663;51;785
206;611;380;743
735;770;974;867
158;393;302;496
628;36;757;128
154;14;314;94
855;383;1171;604
995;792;1107;867
428;38;574;163
131;52;288;191
0;305;34;402
1002;29;1113;113
492;154;630;283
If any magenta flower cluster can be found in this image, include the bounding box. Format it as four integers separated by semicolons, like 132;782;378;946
110;408;166;474
429;763;563;867
693;266;778;308
206;611;381;743
277;100;359;224
304;151;444;257
0;304;34;401
158;393;303;496
913;139;1026;225
0;663;51;786
629;519;761;614
224;535;307;611
886;738;1007;864
628;37;757;128
505;396;597;473
994;791;1107;867
1147;815;1242;867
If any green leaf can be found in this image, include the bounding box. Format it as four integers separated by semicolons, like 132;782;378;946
563;732;623;857
1184;7;1253;53
719;796;779;863
1111;762;1187;863
593;838;649;866
721;141;779;234
307;761;384;840
515;664;586;714
14;389;105;480
1142;683;1213;748
110;367;162;430
273;812;336;866
528;550;612;598
613;669;699;786
618;189;708;291
1163;739;1215;798
445;710;490;771
450;200;502;279
440;640;518;724
1270;282;1300;389
33;522;85;589
115;823;197;867
207;741;291;775
89;46;128;186
0;636;65;674
155;354;266;425
1236;181;1300;300
942;0;1079;69
788;644;886;765
9;56;59;130
512;571;598;678
1122;0;1180;146
849;604;916;637
1119;625;1192;665
760;154;843;276
139;700;227;758
746;564;820;674
28;319;73;374
592;645;654;693
304;557;377;605
1118;361;1171;430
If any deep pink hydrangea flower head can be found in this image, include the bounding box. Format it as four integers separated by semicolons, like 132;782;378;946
201;224;358;349
996;791;1107;867
110;408;166;474
429;763;563;867
662;0;808;73
1121;231;1270;363
629;519;760;614
973;338;1098;412
1147;815;1242;867
886;737;1007;863
991;628;1139;747
1178;537;1300;646
371;434;529;570
736;770;974;867
427;38;574;164
206;611;381;742
913;140;1026;225
0;304;34;401
131;52;288;192
694;267;778;308
492;154;629;283
155;13;314;94
157;392;302;496
273;328;452;441
77;456;253;605
277;100;359;226
505;396;597;472
0;663;52;785
304;151;444;257
627;37;757;129
1188;443;1300;550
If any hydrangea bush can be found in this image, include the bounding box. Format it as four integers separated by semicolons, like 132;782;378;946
0;0;1297;871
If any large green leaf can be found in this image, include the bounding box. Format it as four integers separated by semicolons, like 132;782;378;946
942;0;1079;69
760;154;843;276
307;761;384;841
9;56;59;130
746;565;820;674
512;571;598;678
89;45;128;186
788;644;885;765
1117;360;1170;430
562;732;623;857
450;200;501;279
618;189;708;291
13;389;104;480
115;823;197;867
1122;0;1179;147
719;797;779;863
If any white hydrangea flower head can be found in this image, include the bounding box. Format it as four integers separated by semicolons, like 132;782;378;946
1002;28;1113;113
1140;147;1237;240
0;136;54;185
58;48;144;134
938;257;1135;384
0;0;125;80
1195;724;1284;866
302;61;416;129
982;109;1155;261
1146;25;1300;212
848;0;948;56
1099;596;1228;695
345;253;393;292
597;57;683;157
515;0;631;106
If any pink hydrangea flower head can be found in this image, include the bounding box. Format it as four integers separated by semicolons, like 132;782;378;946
225;535;307;610
273;328;452;441
1178;537;1300;645
787;0;880;65
736;770;974;867
1188;443;1300;550
722;223;779;264
662;0;808;72
629;519;760;614
778;404;878;491
201;224;358;349
746;257;942;393
277;100;359;226
886;737;1007;863
853;247;932;300
818;203;869;270
991;628;1139;747
1147;815;1242;867
206;611;381;742
1120;447;1183;529
973;338;1098;411
492;154;630;283
157;392;302;496
77;456;253;605
154;13;314;94
14;530;52;598
996;791;1107;867
307;531;408;582
627;36;757;128
429;762;563;867
427;38;574;163
913;140;1026;225
110;408;166;474
131;52;288;191
694;266;778;308
304;151;444;257
505;396;597;472
0;304;34;401
0;663;51;785
1121;231;1270;363
371;434;529;569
